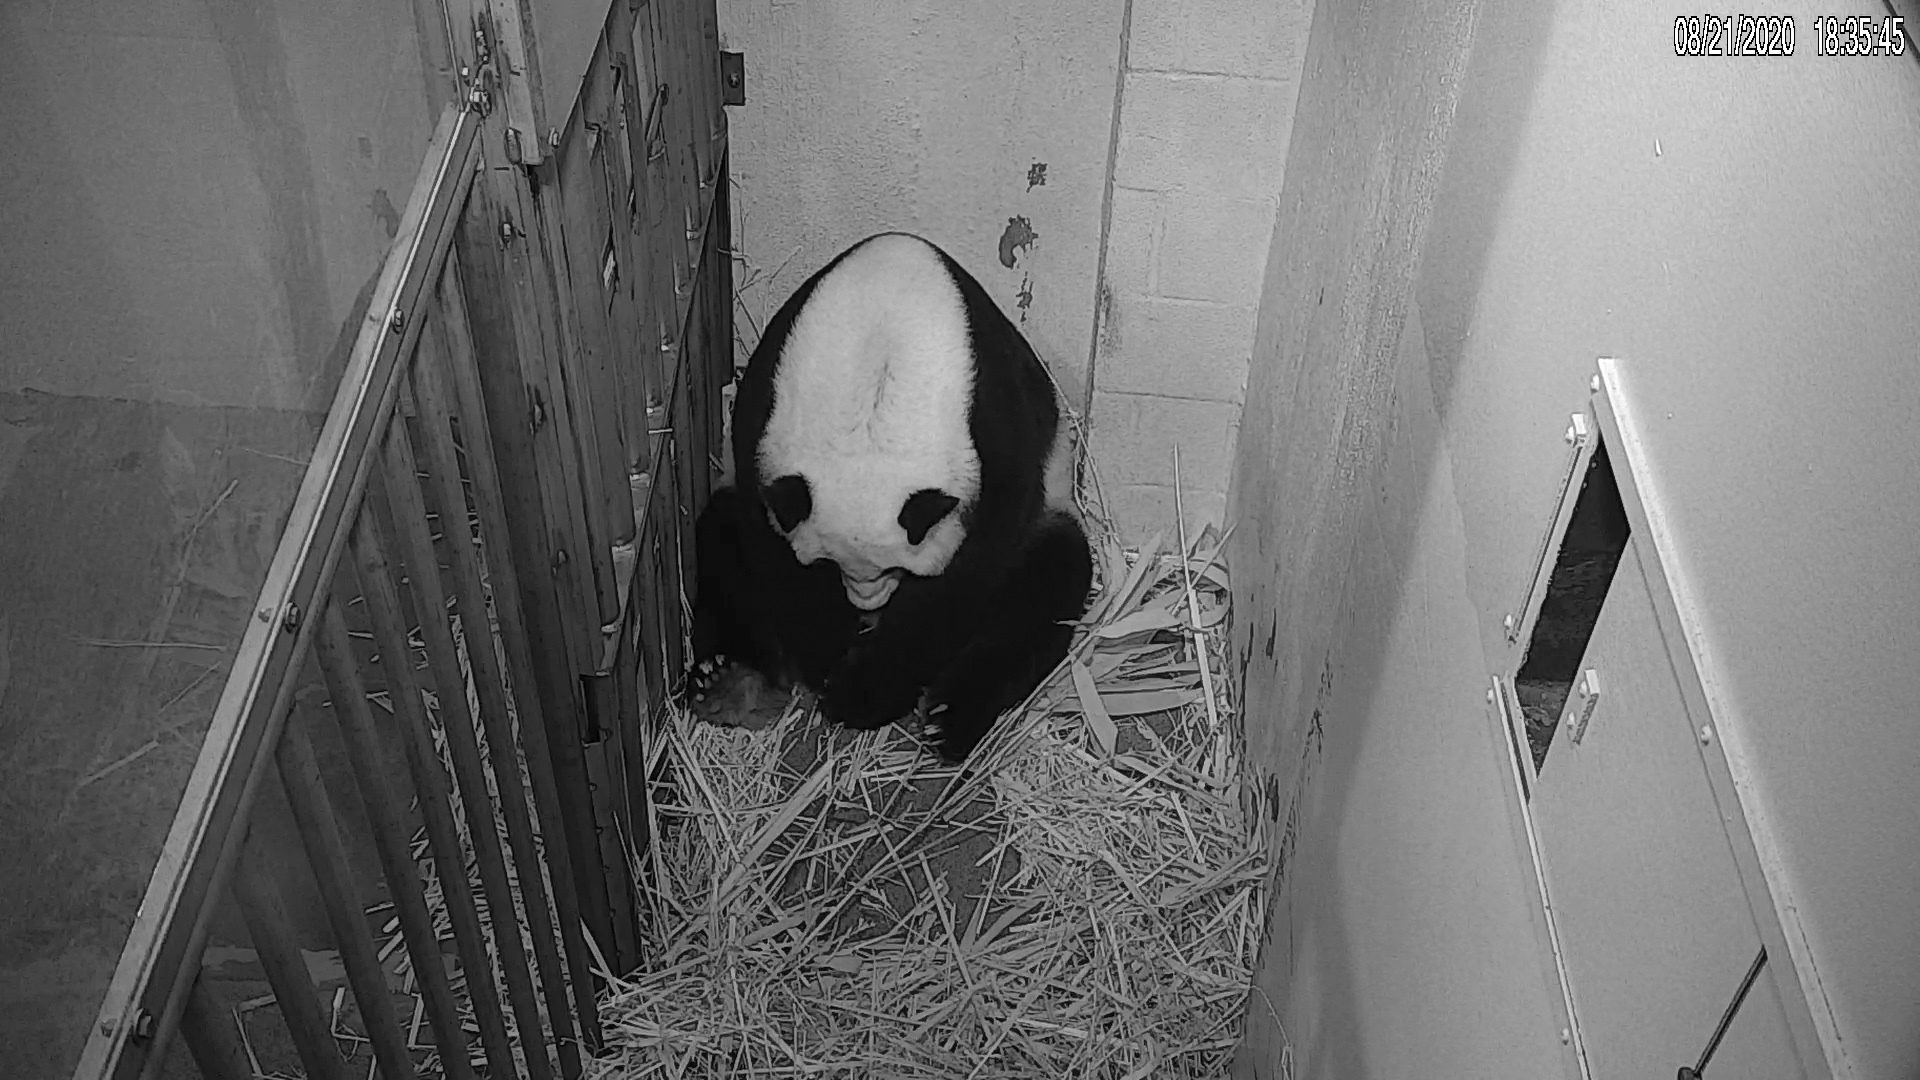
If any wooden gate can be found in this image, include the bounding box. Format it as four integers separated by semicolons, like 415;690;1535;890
73;0;733;1076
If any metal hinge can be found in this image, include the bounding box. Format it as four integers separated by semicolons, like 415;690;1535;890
720;51;745;106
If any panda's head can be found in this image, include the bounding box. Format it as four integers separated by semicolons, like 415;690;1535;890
755;234;981;611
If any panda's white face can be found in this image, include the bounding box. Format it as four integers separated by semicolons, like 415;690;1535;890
756;234;981;611
761;471;969;610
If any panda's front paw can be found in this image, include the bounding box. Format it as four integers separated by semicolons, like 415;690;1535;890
686;653;730;702
920;698;993;764
820;650;921;731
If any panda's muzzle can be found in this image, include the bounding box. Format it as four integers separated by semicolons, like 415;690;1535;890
842;569;903;611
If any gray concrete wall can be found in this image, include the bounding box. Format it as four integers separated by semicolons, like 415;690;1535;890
1230;0;1920;1074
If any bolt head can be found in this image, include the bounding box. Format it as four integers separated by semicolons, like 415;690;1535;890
1590;374;1602;393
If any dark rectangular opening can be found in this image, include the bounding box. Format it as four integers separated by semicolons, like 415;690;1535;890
1515;435;1631;771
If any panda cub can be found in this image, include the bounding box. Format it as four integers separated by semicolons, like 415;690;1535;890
688;232;1093;762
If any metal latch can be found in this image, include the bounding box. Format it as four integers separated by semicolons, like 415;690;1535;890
720;51;745;106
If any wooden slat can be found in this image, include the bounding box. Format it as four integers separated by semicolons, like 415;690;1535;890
411;301;589;1075
605;50;651;471
433;255;607;1050
79;104;481;1080
449;179;618;964
231;837;350;1080
533;156;627;644
346;509;520;1077
178;972;250;1080
687;0;721;189
579;704;639;972
312;604;477;1080
376;427;556;1080
273;700;418;1080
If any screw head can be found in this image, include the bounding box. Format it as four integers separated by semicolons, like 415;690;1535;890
1699;725;1714;746
131;1010;155;1042
1590;374;1602;393
282;604;302;634
1560;1027;1571;1045
388;309;405;334
1502;613;1516;636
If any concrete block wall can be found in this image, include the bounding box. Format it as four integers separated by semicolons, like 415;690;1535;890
1086;0;1310;542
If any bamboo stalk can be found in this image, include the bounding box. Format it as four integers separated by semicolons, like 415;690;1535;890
230;834;349;1080
347;510;520;1077
177;971;249;1080
411;304;587;1077
434;253;607;1051
376;418;556;1080
274;697;419;1080
313;601;478;1080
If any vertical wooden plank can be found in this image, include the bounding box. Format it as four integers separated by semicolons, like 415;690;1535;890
434;255;607;1051
708;152;735;402
579;687;639;973
312;604;477;1080
374;431;556;1080
627;12;678;434
230;837;349;1080
272;703;418;1080
411;311;591;1075
455;76;602;684
346;510;520;1078
649;434;688;681
178;972;250;1080
688;0;721;189
605;49;650;469
642;0;693;326
613;586;652;881
533;159;627;641
669;359;698;614
449;191;618;962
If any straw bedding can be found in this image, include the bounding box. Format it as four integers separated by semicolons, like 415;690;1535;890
586;509;1267;1079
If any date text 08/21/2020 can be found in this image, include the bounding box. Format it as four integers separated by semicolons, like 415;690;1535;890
1674;14;1908;58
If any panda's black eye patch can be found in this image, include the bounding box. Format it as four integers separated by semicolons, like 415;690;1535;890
763;474;812;533
898;488;960;546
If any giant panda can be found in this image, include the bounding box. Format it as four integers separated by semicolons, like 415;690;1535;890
688;231;1093;763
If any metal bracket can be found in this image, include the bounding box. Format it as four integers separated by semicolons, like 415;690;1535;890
720;51;745;106
1567;668;1601;744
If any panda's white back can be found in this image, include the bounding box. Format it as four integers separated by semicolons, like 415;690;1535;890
757;233;983;578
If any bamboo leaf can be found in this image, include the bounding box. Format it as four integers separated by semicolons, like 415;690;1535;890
1098;687;1202;715
1070;660;1117;757
1096;606;1182;640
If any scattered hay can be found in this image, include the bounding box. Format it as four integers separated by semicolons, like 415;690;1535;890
588;515;1267;1079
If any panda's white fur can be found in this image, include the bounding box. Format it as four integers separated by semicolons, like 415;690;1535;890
756;234;993;610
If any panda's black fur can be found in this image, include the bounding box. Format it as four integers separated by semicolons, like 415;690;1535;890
688;232;1093;763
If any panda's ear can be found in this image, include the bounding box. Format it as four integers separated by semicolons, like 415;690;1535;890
899;488;960;546
762;475;812;533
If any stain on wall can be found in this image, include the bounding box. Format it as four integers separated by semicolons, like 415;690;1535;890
996;214;1038;268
